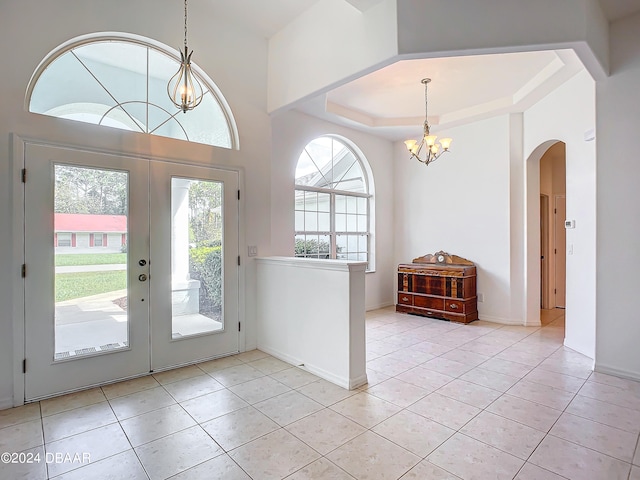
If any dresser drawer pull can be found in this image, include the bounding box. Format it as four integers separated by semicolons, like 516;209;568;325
449;303;458;309
402;296;409;302
426;311;434;315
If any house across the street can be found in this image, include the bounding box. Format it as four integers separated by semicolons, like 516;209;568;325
54;213;127;253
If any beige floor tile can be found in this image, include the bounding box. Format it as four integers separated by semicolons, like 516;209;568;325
197;356;244;374
529;434;631;480
524;368;586;393
50;449;147;480
589;372;640;393
228;376;291;404
180;389;248;423
411;340;455;356
201;405;279;451
566;395;640;434
254;390;323;426
368;340;403;356
247;356;292;375
162;374;225;402
459;366;520;392
579;380;640;411
152;365;204;385
459;339;509;357
209;364;266;387
507;380;575;411
407;392;481;430
108;386;175;420
373;410;455;457
40;388;106;416
365;378;430;407
229;428;320;480
367;356;415;376
45;423;130;477
383;333;423;348
421;357;474;377
43;401;116;443
327;431;420;480
135;425;223;480
495;348;547;367
365;369;392;387
395;366;454;390
0;403;40;430
537;358;593;379
285;457;355;479
436;378;502;409
635;440;640;465
0;419;43;453
631;466;640;480
441;349;491;367
101;376;159;400
460;411;546;459
330;392;401;429
296;379;357;406
515;462;567;480
0;446;46;480
428;433;524;480
233;349;270;363
270;367;320;389
285;408;366;455
386;347;435;365
400;460;461;479
486;394;562;432
170;454;251;479
119;403;196;447
550;412;637;462
481;357;534;378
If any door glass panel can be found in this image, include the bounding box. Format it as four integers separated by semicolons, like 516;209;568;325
172;178;224;338
54;165;129;360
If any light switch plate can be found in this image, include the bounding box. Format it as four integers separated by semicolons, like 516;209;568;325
248;246;258;257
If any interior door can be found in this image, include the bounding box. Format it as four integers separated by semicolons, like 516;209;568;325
554;195;567;308
148;161;239;370
24;144;150;400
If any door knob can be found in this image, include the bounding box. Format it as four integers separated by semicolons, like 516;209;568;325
138;274;148;282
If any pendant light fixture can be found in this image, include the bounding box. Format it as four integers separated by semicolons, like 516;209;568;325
167;0;203;113
404;78;452;166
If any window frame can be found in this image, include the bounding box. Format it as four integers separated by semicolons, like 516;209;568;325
294;136;373;270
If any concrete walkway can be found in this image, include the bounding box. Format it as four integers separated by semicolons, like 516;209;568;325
55;263;127;273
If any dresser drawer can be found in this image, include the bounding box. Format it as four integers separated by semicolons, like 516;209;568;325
414;295;444;311
445;299;465;313
397;293;413;305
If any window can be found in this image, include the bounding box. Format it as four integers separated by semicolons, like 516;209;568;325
93;233;103;247
294;136;373;268
57;233;72;247
27;34;237;149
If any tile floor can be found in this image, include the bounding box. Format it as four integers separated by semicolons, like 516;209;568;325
2;308;640;479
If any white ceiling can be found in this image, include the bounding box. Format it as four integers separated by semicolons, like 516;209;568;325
211;0;640;140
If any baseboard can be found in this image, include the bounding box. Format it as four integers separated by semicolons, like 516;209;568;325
594;363;640;383
477;314;525;326
257;344;362;390
366;301;394;312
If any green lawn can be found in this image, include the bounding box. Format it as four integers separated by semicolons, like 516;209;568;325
55;271;127;302
55;253;127;267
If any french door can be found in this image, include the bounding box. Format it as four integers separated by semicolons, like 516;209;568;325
24;143;239;400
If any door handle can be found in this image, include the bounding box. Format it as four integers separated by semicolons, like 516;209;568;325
138;274;148;282
138;259;147;266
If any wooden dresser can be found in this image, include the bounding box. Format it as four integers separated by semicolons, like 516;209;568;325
396;251;478;324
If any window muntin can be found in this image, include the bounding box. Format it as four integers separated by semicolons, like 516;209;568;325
28;37;234;148
294;137;371;266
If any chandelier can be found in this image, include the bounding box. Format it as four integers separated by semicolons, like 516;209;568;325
404;78;452;166
167;0;203;113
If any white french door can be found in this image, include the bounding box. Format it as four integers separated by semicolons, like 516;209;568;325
24;143;239;401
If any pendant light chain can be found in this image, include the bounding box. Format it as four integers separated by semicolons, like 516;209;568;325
184;0;188;50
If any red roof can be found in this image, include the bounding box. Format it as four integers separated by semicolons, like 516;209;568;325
55;213;127;233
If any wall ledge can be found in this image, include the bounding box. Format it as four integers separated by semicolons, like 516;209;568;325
256;256;367;272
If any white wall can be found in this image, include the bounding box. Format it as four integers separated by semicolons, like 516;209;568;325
268;0;398;112
394;116;514;323
271;110;396;311
0;0;271;407
523;70;596;359
595;12;640;379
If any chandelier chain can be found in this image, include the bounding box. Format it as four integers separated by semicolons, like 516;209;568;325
184;0;188;49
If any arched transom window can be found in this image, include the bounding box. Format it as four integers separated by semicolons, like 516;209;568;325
27;35;237;148
294;136;372;267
